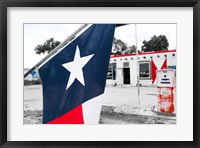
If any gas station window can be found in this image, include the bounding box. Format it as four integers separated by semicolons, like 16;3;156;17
107;63;116;80
139;62;151;79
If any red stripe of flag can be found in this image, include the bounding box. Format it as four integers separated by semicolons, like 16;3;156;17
47;104;84;124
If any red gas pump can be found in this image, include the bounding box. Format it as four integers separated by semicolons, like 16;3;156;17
157;69;175;113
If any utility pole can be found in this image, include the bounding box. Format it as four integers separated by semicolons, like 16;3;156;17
135;24;140;111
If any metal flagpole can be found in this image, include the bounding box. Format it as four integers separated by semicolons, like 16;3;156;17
24;24;89;78
135;24;140;111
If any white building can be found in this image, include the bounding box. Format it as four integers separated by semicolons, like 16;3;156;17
107;50;176;86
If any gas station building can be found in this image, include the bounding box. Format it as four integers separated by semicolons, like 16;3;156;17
106;50;176;86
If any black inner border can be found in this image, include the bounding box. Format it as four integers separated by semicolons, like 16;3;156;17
0;0;199;147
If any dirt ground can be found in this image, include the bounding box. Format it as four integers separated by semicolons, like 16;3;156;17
24;106;175;124
99;106;175;124
24;85;176;124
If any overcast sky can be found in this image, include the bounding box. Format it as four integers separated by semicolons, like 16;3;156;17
24;24;176;68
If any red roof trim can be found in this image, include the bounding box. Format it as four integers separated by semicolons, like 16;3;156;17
110;49;176;58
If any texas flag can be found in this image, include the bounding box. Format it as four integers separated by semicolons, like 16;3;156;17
39;24;115;124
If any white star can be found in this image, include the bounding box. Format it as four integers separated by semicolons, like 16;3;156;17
62;46;94;90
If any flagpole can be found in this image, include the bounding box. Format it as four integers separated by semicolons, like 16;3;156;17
24;24;89;78
135;24;140;111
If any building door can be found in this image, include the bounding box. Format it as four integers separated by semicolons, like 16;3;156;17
123;68;130;84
